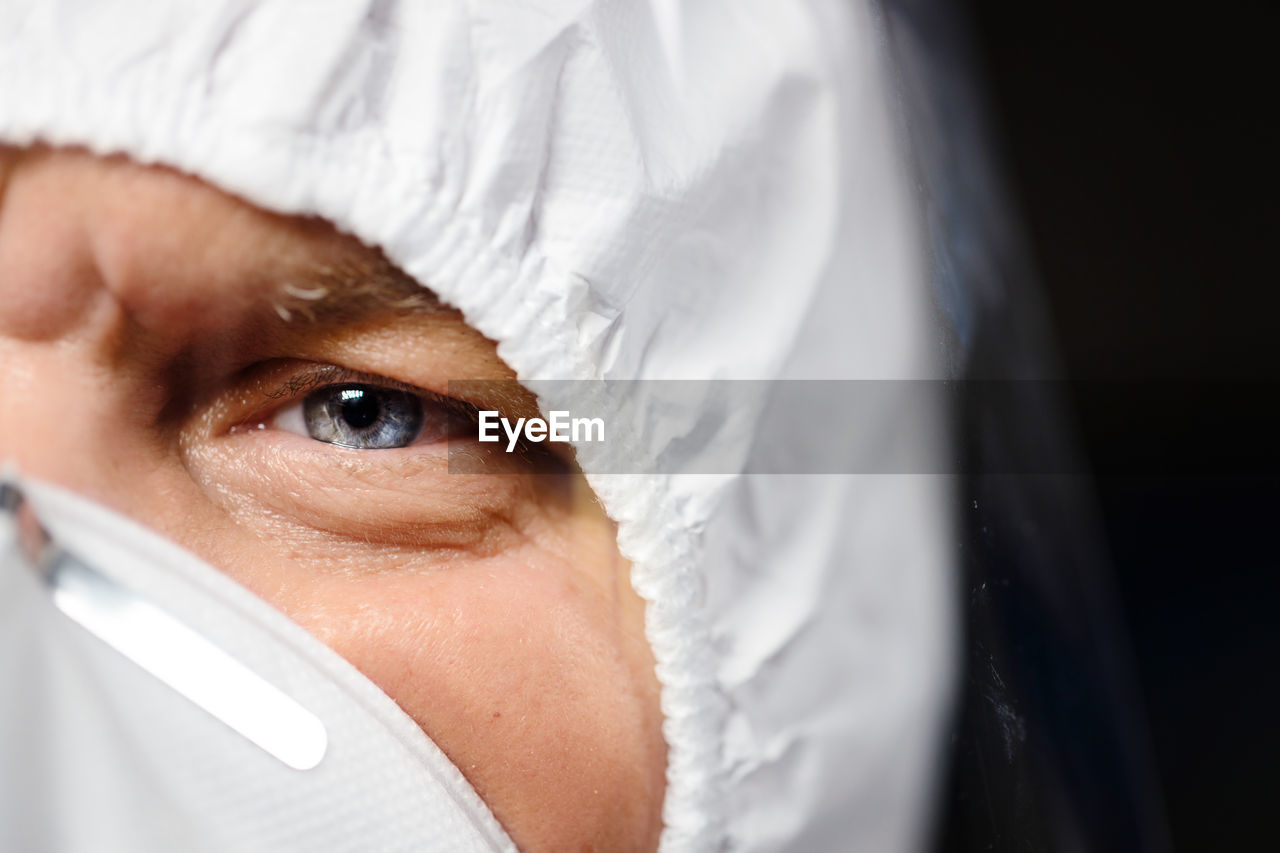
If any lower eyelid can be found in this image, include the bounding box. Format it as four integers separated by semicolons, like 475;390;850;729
183;433;530;555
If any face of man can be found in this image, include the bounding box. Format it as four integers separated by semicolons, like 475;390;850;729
0;146;665;852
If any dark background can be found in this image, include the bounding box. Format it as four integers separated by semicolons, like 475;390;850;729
960;2;1277;849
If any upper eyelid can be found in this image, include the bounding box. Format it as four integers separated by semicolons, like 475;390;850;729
262;364;418;399
256;363;482;424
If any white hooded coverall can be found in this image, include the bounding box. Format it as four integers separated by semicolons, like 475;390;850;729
0;1;956;850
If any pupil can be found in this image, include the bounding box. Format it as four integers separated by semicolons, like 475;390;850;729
339;390;381;429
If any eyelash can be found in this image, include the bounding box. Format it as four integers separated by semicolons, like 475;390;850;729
264;365;421;402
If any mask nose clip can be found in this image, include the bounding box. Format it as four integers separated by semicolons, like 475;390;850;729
1;478;330;771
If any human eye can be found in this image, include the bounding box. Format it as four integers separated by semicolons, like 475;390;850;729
238;364;476;452
273;383;436;450
181;359;566;554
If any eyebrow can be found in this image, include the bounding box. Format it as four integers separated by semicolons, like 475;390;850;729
259;237;545;418
269;248;450;325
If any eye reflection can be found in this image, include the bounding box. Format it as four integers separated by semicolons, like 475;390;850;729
291;383;426;449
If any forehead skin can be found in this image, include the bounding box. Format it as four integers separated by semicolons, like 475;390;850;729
0;146;665;852
0;146;473;364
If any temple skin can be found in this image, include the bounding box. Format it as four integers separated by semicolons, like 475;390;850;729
0;146;665;853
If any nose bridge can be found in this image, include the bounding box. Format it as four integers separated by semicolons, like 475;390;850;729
0;150;275;517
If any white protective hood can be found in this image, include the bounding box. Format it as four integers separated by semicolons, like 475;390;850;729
0;1;957;850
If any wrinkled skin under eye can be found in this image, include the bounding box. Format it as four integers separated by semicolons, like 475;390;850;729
279;383;436;449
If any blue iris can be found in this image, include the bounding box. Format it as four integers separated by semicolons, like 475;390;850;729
302;384;424;449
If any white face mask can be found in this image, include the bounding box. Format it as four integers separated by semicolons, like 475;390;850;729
0;476;517;853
